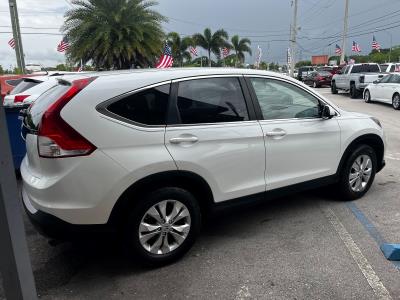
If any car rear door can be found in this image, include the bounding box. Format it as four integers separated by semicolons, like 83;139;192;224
246;76;341;191
165;76;266;203
375;75;391;101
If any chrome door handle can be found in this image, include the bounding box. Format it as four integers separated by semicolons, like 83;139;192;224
169;136;199;144
265;130;286;137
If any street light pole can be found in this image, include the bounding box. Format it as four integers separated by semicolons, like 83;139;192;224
8;0;25;73
289;0;298;78
340;0;349;64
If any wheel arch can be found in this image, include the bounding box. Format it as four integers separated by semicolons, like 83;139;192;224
108;170;214;226
336;133;385;176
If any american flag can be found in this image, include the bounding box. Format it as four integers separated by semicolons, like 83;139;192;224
57;37;70;52
372;36;381;51
221;47;230;58
335;44;342;55
155;42;173;68
352;41;361;53
189;46;198;56
8;37;15;49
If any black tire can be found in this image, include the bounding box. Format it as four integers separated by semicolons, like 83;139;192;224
350;84;359;99
338;145;377;201
364;89;371;103
331;82;338;94
123;187;201;266
392;93;400;110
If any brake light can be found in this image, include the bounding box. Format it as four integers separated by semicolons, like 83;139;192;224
38;77;97;158
14;95;29;103
316;76;324;81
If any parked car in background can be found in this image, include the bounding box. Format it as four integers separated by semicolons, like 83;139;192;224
297;66;315;81
363;73;400;110
303;70;332;88
379;63;400;73
3;77;46;106
0;74;43;100
21;68;385;266
331;63;383;98
3;72;83;106
316;65;343;75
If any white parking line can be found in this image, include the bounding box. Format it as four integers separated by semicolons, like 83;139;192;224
386;153;400;161
320;206;392;300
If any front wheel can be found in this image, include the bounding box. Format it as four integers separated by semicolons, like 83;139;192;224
331;82;338;94
350;84;359;98
392;93;400;110
364;89;371;103
123;187;201;266
338;145;377;200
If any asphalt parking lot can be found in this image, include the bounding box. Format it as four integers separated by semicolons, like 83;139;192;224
1;87;400;300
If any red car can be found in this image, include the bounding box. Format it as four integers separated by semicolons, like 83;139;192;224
303;71;332;88
0;74;43;101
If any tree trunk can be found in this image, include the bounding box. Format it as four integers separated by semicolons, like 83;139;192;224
208;49;211;67
235;50;238;68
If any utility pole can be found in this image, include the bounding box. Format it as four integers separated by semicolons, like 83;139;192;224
289;0;298;78
8;0;25;73
340;0;349;64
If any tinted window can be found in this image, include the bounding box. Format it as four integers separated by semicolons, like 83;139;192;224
250;78;321;120
351;64;380;73
10;79;42;95
177;78;248;124
389;74;400;83
317;71;332;76
5;78;23;87
380;64;388;72
380;75;391;83
26;84;70;130
107;84;170;125
390;65;396;72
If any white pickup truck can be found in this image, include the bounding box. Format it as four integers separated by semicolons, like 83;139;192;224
331;63;384;98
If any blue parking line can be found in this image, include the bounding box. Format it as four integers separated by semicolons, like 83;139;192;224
346;202;400;269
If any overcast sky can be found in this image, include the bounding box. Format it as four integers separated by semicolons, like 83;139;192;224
1;0;399;69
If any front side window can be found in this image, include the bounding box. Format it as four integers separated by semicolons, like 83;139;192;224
380;75;391;83
107;84;170;125
390;65;396;72
390;74;400;83
176;78;249;124
250;78;321;120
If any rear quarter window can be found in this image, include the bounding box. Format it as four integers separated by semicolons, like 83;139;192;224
106;84;170;126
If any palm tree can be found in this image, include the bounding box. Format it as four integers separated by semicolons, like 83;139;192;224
167;32;193;67
63;0;166;69
231;35;252;67
193;28;229;67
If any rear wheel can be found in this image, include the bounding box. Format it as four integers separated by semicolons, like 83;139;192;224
331;82;338;94
338;145;377;200
350;84;359;98
123;187;201;266
364;89;371;103
392;93;400;110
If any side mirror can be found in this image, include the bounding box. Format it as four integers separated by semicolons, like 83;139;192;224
321;105;335;119
373;80;379;84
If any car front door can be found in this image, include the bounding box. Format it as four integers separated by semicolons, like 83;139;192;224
165;76;266;203
375;75;391;101
246;76;341;191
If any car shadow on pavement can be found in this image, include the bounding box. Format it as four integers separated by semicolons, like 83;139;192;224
24;188;338;298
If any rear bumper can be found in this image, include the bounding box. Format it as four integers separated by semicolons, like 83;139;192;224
22;189;112;239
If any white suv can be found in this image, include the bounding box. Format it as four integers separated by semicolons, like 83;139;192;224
21;68;386;265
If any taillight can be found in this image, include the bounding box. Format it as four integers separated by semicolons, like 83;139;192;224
316;76;324;81
38;77;97;158
14;95;29;103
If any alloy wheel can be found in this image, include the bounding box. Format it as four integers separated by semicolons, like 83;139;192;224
139;200;191;255
364;90;370;102
393;94;400;110
349;154;372;192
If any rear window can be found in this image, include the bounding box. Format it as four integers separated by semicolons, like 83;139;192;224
318;71;332;76
26;84;70;130
351;64;380;73
107;84;170;126
5;78;23;87
10;79;42;95
380;64;388;71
